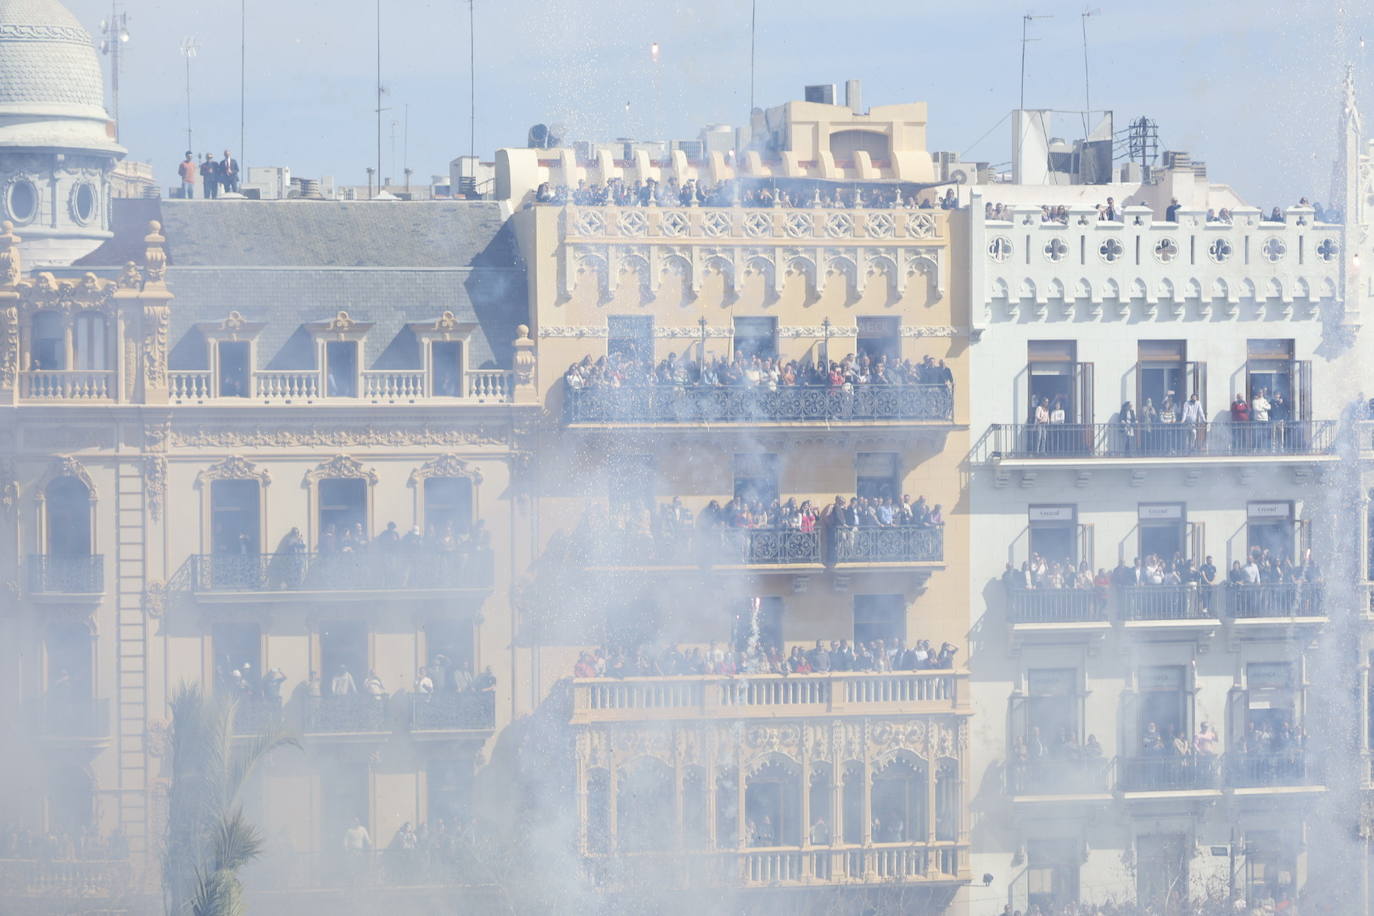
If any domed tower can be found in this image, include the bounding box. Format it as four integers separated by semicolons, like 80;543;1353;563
0;0;124;267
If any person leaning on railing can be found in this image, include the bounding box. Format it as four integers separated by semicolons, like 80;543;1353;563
572;637;957;679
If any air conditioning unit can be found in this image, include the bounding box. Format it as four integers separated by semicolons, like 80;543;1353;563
671;139;705;161
935;152;976;185
804;83;836;105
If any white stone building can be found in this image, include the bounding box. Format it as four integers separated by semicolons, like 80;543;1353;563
959;79;1374;913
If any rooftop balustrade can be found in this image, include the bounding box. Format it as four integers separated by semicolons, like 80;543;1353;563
563;383;954;426
18;370;115;400
167;368;514;405
27;555;104;595
974;421;1336;463
561;204;945;243
570;670;967;724
187;549;493;595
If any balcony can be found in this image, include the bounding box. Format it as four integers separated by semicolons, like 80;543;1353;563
27;555;104;596
26;697;111;743
167;368;514;405
585;843;968;890
974;421;1337;465
1225;583;1324;621
562;383;954;427
18;370;115;401
581;524;942;572
570;670;967;724
185;549;493;600
1225;752;1322;790
408;691;496;733
0;858;132;902
1118;584;1218;623
303;696;389;735
231;698;286;735
1006;587;1107;625
1116;755;1221;794
1005;758;1111;799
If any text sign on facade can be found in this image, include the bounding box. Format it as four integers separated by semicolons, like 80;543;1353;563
1138;504;1184;521
1028;506;1075;523
1247;502;1292;520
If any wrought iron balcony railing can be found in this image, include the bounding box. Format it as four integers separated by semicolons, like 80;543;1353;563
581;524;942;569
1226;583;1324;619
833;525;943;564
1005;758;1110;795
1006;587;1107;624
973;420;1336;462
27;555;104;595
409;691;496;731
26;698;110;739
1117;584;1216;621
188;549;493;593
563;383;954;425
1224;752;1320;788
1116;754;1221;792
303;696;389;734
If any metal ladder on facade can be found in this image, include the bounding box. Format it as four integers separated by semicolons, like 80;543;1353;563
114;460;148;862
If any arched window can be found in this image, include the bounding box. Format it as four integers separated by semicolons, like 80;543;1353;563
31;310;64;371
808;763;833;846
871;755;928;843
935;759;959;842
46;476;91;556
745;757;801;847
715;768;739;849
617;757;674;852
72;312;109;370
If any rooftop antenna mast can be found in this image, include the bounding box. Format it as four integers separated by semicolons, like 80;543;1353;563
750;0;757;116
374;0;390;195
99;3;130;141
468;0;476;159
179;36;198;155
1080;8;1100;136
1019;12;1052;112
240;0;246;174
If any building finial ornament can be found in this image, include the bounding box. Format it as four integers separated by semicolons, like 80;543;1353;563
143;220;167;285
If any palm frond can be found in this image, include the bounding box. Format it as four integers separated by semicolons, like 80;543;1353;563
211;807;265;874
190;868;238;916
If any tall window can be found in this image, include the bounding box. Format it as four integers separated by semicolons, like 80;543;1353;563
1138;503;1186;561
431;341;464;397
1244;663;1296;745
428;757;475;826
733;453;778;505
325;340;359;397
45;620;93;700
1028;669;1079;746
319;761;369;858
211;479;260;555
617;758;674;852
855;453;899;501
856;316;900;366
1246;501;1296;563
1135;340;1186;412
424;619;475;688
72;313;108;370
31;311;64;370
1244;831;1298;908
212;622;261;694
217;341;251;398
733;316;777;361
1028;505;1078;566
424;477;473;538
1137;666;1187;753
45;477;91;556
608;315;653;362
320;620;368;696
608;455;655;515
744;759;801;846
1027;340;1078;422
319;479;367;544
732;597;782;653
854;594;905;645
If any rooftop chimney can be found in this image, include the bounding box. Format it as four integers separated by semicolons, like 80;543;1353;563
845;79;862;113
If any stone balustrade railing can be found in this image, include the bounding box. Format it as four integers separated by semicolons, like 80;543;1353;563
19;370;115;400
166;368;516;404
570;670;967;723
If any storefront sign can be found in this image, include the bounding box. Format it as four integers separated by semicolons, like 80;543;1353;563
1029;506;1075;523
1247;502;1292;520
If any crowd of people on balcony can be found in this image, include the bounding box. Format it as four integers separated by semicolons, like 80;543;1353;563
995;894;1291;916
534;176;960;211
573;637;958;678
0;824;128;861
564;349;954;392
1004;550;1320;599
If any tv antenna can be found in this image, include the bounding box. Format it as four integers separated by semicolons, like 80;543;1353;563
179;36;199;154
1080;8;1100;136
1019;12;1053;111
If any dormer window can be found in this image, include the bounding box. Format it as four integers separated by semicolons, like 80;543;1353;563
407;312;477;399
305;311;374;400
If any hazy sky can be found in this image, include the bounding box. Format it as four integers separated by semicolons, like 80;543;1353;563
64;0;1373;205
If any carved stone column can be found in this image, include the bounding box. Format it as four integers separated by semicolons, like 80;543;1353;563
511;324;537;403
137;222;172;405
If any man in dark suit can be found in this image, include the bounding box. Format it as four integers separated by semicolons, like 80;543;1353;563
200;153;220;199
220;150;240;194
